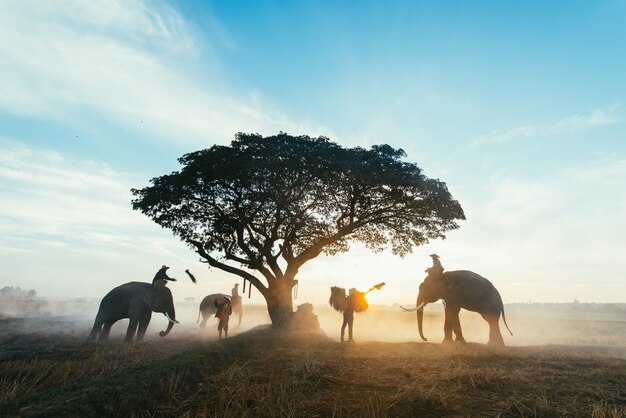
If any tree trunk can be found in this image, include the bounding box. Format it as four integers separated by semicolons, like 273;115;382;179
265;279;295;327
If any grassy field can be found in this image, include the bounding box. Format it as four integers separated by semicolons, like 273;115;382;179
1;302;625;417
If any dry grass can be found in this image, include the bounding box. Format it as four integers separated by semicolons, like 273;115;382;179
149;333;626;417
1;312;625;417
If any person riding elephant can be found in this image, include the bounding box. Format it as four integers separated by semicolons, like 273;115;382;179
230;283;243;326
152;265;177;289
425;254;444;278
402;270;513;346
88;282;178;343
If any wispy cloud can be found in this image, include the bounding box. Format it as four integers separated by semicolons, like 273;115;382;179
0;139;233;296
0;139;140;235
459;157;626;278
470;104;621;146
0;1;309;146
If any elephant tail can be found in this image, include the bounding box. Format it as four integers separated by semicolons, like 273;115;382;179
501;304;513;336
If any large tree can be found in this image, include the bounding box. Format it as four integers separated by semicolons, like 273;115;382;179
131;133;465;325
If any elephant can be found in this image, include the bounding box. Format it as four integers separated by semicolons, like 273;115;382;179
88;282;178;343
197;293;243;328
402;270;513;346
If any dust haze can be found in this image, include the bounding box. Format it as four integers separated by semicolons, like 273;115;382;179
1;296;625;355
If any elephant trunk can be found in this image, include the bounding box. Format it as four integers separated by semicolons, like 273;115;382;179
159;306;177;337
416;301;428;341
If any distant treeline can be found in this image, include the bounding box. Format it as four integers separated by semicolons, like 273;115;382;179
505;302;626;320
0;286;37;300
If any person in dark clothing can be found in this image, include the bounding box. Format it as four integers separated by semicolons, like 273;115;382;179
152;265;177;288
425;254;444;278
341;288;357;342
214;297;232;339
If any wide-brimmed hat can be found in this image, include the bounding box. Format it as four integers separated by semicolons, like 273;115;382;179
234;283;239;287
429;254;439;259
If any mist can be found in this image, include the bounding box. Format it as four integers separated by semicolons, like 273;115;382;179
1;296;625;355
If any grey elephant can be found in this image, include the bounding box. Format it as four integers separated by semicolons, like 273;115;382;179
197;293;242;328
402;270;513;346
88;282;178;343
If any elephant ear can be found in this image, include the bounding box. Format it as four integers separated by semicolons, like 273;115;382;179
144;287;173;312
143;290;157;308
438;274;453;290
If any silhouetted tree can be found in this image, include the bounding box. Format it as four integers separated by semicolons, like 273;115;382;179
131;133;465;326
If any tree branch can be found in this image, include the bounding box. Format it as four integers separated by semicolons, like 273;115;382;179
189;239;269;297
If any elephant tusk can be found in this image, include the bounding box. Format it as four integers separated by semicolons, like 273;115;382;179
400;302;426;312
165;312;179;324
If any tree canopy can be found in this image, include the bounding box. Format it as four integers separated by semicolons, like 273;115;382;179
131;132;465;324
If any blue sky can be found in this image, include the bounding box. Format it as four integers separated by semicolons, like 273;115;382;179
1;0;625;305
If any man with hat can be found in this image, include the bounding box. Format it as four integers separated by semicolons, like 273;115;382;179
152;265;177;288
425;254;444;278
230;283;243;326
231;283;240;299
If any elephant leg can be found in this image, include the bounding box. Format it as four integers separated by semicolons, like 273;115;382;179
99;320;115;342
88;319;103;342
482;313;504;347
443;305;458;343
125;318;140;343
451;311;466;343
199;310;209;329
137;312;152;342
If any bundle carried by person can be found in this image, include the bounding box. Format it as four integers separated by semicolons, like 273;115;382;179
329;286;347;312
329;282;385;313
353;290;369;313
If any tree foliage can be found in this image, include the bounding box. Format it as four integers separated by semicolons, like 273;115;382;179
131;133;465;323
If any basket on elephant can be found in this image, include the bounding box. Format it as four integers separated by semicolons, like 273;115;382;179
353;291;369;313
329;286;347;312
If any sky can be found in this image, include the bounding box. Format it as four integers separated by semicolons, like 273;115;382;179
0;0;625;307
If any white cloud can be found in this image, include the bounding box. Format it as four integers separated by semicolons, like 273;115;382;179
453;157;626;283
0;139;142;235
0;0;310;146
0;139;212;297
470;104;621;146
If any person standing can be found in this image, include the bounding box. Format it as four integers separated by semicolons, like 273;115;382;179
215;297;232;339
341;288;357;343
